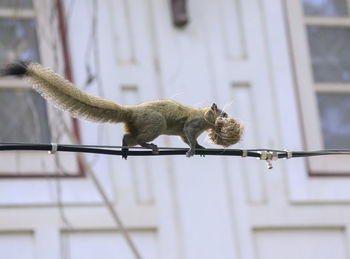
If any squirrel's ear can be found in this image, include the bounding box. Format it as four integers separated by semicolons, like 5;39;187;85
211;103;218;112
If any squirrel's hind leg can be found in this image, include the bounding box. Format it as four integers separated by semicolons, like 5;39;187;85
122;134;137;160
134;115;166;154
122;135;130;160
137;141;159;154
136;132;160;154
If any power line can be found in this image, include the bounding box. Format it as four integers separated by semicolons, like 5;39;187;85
1;143;350;169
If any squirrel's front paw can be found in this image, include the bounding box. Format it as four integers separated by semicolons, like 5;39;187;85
151;144;159;154
186;148;195;157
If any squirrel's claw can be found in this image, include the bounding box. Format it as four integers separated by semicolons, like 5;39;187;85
121;147;128;160
186;148;195;157
151;145;159;154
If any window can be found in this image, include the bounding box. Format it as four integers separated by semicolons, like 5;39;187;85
0;0;80;176
286;0;350;174
0;1;50;142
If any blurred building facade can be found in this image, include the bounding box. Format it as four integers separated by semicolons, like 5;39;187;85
0;0;350;258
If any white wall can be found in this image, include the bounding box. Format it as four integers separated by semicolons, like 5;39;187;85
1;0;350;258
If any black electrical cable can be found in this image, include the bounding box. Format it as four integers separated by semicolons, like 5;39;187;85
0;143;259;157
1;143;350;160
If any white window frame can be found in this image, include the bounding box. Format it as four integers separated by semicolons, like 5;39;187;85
0;0;81;177
286;0;350;175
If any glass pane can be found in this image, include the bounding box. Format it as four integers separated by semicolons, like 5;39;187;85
0;0;33;9
317;93;350;149
0;89;51;143
307;26;350;83
0;19;40;68
303;0;348;16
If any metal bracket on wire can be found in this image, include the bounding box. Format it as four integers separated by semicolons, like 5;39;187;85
257;151;279;169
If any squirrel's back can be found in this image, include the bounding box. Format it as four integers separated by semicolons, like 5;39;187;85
1;63;209;137
133;100;204;123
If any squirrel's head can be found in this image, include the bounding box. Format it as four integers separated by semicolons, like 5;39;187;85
205;103;244;147
204;103;228;123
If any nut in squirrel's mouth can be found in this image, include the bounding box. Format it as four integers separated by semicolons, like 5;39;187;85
207;117;244;147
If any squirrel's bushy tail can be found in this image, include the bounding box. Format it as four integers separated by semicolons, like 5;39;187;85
1;63;131;123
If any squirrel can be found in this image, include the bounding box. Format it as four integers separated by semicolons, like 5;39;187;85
1;62;233;158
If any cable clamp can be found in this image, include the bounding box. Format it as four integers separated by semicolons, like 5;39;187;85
49;143;58;154
241;149;248;158
284;149;292;159
258;151;277;169
259;151;268;160
271;151;278;161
